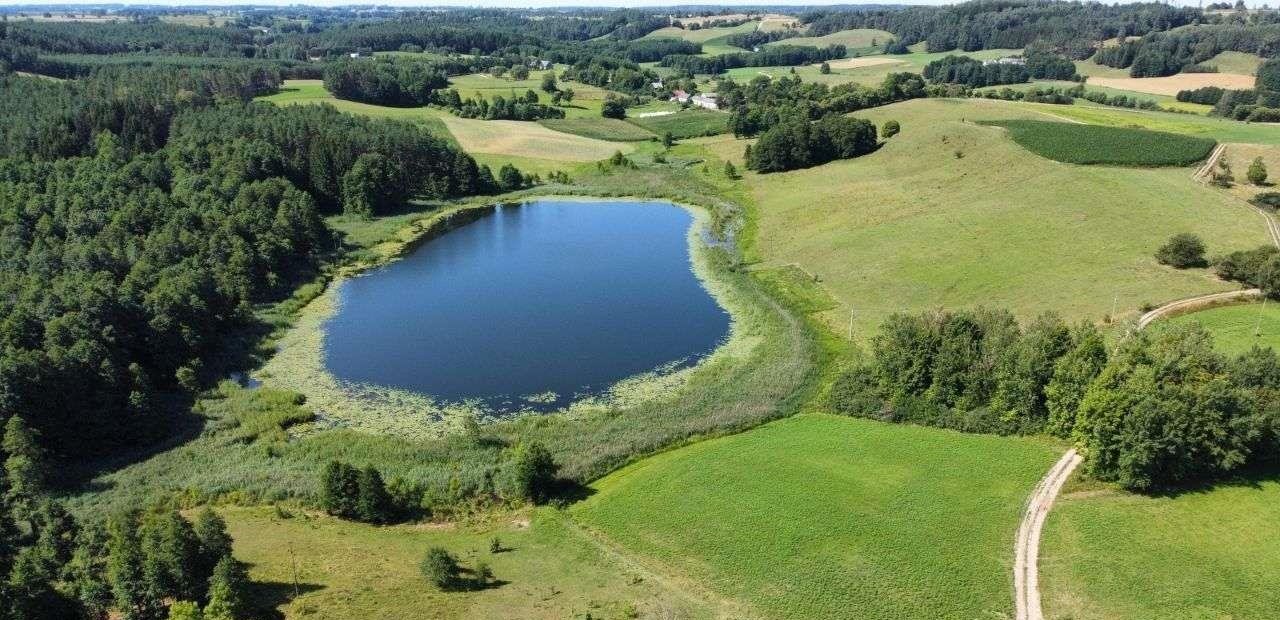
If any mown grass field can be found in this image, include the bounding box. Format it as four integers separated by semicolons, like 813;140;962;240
767;27;894;52
1205;50;1265;75
223;506;713;620
627;109;729;139
979;119;1216;166
573;414;1062;620
735;97;1267;338
1158;302;1280;355
537;117;656;142
1041;475;1280;620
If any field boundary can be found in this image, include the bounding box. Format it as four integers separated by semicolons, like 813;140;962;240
1137;288;1264;329
1194;143;1227;180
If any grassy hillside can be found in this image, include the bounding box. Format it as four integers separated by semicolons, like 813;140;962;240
627;109;729;139
1042;476;1280;619
537;117;656;142
768;28;894;51
979;120;1215;166
573;414;1062;620
258;80;456;143
737;98;1267;338
224;506;714;619
1158;302;1280;355
719;49;1019;88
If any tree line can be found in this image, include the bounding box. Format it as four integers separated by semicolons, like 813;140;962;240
831;308;1280;491
1093;23;1280;77
0;416;253;619
659;44;846;76
744;115;879;173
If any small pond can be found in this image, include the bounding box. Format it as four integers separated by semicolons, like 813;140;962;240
323;199;731;413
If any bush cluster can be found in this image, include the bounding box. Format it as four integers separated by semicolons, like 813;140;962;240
832;309;1280;491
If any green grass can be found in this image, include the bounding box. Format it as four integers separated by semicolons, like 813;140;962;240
1158;302;1280;355
627;109;729;139
644;21;758;46
223;505;713;619
768;28;894;52
1205;50;1266;75
257;80;455;145
1028;103;1280;145
538;117;656;142
740;97;1267;339
573;414;1062;619
1042;475;1280;620
978;119;1216;166
978;80;1212;114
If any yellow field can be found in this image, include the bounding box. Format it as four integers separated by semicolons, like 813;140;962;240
440;115;634;162
1088;73;1256;96
824;56;908;70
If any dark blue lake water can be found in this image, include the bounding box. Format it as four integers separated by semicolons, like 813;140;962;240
323;199;731;412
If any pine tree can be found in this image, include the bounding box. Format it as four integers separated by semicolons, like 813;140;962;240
356;467;392;524
192;508;232;594
3;417;45;529
142;511;201;602
167;601;203;620
67;521;113;620
203;557;248;620
107;512;165;620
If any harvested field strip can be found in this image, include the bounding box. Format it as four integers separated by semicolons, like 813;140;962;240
1088;73;1255;97
440;116;634;162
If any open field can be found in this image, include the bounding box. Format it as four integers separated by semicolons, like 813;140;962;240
979;119;1216;166
979;80;1211;114
441;116;634;162
1088;73;1256;97
1025;102;1280;145
1157;302;1280;355
736;97;1267;338
223;506;712;620
1205;50;1266;75
767;28;894;51
256;80;456;143
447;70;614;119
538;117;656;142
627;108;729;139
1041;475;1280;619
645;21;757;45
573;414;1062;620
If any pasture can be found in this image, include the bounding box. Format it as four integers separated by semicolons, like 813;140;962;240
1158;302;1280;355
1204;50;1266;75
223;506;712;620
768;28;895;52
1041;476;1280;619
978;119;1216;166
627;108;729;139
737;97;1267;338
573;414;1062;619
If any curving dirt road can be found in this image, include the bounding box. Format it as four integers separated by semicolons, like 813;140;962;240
1013;449;1082;620
1015;160;1279;620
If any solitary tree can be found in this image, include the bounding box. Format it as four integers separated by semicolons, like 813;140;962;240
724;161;739;179
601;96;627;119
662;131;674;148
819;61;831;74
506;442;557;504
1155;233;1208;268
1248;156;1268;185
540;71;557;93
882;120;901;139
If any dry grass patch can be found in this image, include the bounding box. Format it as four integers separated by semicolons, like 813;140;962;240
440;116;633;162
824;56;908;70
772;28;895;50
1089;73;1256;96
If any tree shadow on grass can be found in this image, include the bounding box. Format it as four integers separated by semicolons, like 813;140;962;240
1140;464;1280;499
248;580;327;620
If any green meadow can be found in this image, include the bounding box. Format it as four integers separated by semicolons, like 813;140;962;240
1158;302;1280;356
769;28;895;52
737;97;1266;339
1042;476;1280;620
627;108;730;139
574;414;1062;620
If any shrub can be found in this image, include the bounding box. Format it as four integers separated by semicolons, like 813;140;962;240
601;96;626;119
882;120;900;139
1248;156;1269;185
505;442;558;504
421;547;461;590
1251;191;1280;210
1155;233;1208;268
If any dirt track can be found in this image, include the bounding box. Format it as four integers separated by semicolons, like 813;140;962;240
1013;449;1082;620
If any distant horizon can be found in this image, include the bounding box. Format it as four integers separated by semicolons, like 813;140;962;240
0;0;1217;9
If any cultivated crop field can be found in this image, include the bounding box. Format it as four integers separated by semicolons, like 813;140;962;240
1041;476;1280;619
1088;72;1256;97
979;119;1216;166
440;115;634;162
1158;302;1280;355
537;117;656;142
740;98;1266;338
573;414;1062;619
1030;103;1280;144
223;506;712;619
627;109;729;138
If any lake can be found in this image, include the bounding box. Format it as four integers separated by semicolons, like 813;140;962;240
323;199;731;413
